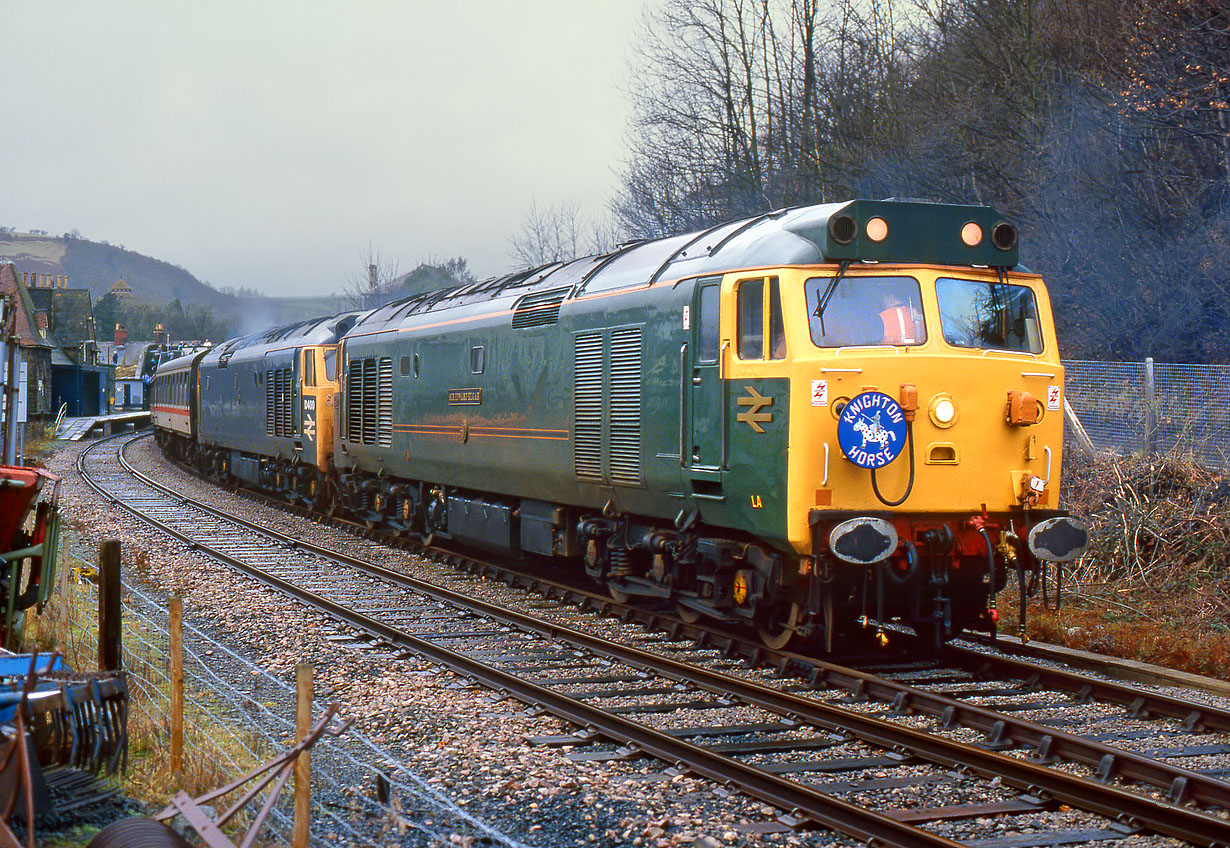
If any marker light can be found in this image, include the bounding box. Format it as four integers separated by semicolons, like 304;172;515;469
865;217;889;242
961;222;983;247
929;394;958;428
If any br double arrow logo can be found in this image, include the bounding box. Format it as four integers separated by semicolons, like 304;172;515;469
736;386;774;433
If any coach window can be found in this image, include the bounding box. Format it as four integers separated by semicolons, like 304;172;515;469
470;346;484;375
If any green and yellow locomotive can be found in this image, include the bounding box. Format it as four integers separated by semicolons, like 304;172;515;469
153;200;1088;650
327;199;1088;650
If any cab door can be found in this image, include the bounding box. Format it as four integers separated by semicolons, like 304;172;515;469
299;348;319;464
687;277;725;497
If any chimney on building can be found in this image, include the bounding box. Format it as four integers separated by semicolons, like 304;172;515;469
153;323;168;345
115;324;128;346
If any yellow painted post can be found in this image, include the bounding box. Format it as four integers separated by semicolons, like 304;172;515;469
294;663;312;848
169;598;183;779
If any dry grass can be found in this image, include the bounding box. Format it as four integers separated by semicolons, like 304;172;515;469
21;553;274;837
1005;450;1230;678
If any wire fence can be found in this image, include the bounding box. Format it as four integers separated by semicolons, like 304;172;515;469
56;545;530;848
1063;358;1230;470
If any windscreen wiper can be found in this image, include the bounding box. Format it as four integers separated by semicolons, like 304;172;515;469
813;260;851;336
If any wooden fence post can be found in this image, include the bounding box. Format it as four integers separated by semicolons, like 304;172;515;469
169;597;184;779
294;663;312;848
98;540;122;671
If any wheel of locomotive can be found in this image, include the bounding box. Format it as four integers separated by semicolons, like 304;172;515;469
365;492;385;530
299;472;318;509
757;602;801;651
322;489;339;518
675;603;702;624
607;581;631;604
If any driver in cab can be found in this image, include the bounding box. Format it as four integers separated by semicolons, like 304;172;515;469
879;289;925;345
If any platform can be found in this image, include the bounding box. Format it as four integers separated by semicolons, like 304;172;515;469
55;411;151;441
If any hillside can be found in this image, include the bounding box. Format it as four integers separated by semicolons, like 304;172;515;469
0;232;233;311
0;232;352;338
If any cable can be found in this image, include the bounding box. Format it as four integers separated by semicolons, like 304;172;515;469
870;421;915;506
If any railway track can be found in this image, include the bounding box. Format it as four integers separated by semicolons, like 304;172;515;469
82;431;1230;847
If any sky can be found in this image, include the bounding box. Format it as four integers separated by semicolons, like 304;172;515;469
1;1;646;297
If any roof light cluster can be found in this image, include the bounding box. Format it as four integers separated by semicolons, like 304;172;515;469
823;204;1017;259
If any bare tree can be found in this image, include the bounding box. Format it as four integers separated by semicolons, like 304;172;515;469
509;199;617;266
343;244;401;311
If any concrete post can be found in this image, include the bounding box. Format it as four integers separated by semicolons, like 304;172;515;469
1143;357;1157;454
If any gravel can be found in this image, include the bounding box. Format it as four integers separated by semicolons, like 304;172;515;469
45;435;828;847
38;432;1228;847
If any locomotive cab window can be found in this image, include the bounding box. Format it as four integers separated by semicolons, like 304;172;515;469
805;275;926;348
324;349;336;382
303;351;317;387
696;283;720;363
936;277;1042;353
736;277;785;360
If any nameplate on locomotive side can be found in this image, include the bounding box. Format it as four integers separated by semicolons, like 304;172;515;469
448;388;482;406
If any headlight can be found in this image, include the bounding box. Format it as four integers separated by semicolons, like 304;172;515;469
929;394;958;428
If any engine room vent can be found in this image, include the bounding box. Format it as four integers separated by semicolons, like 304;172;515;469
377;356;393;447
572;327;644;486
267;367;293;437
512;287;570;328
346;357;393;447
573;333;603;481
608;328;642;486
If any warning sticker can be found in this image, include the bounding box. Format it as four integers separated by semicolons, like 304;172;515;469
682;305;691;331
811;379;828;407
1047;385;1061;411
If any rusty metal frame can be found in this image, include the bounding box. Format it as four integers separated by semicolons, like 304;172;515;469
0;653;54;848
152;705;348;848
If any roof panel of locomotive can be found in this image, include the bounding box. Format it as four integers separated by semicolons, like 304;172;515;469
200;314;358;367
347;204;845;336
